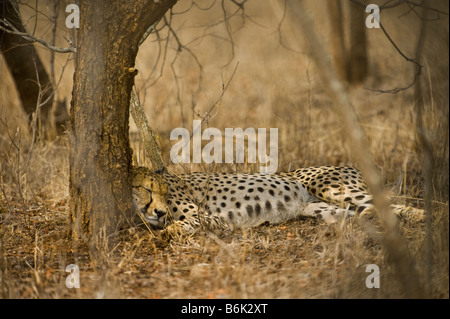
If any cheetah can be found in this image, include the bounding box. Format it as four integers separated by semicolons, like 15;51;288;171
131;166;424;237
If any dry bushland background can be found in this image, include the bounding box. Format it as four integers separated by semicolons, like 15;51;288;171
0;0;448;298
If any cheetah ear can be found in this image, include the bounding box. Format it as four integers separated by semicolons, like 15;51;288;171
155;167;167;175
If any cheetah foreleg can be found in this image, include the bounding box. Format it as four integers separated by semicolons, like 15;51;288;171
161;212;229;240
390;204;425;223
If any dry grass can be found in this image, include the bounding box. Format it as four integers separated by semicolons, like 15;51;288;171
0;1;448;298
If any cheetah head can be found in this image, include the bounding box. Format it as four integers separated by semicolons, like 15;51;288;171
131;166;169;229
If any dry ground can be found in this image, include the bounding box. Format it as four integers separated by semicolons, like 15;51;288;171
1;191;448;299
0;1;449;298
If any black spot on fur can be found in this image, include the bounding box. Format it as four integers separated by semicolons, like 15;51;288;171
255;203;261;216
356;206;366;213
246;205;254;217
277;201;286;212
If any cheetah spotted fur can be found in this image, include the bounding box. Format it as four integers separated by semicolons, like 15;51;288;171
131;166;424;238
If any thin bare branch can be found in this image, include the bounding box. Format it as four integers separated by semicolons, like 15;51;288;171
0;19;76;53
351;0;447;93
130;90;166;172
270;0;303;54
138;19;160;47
285;0;424;298
366;22;422;94
201;61;239;123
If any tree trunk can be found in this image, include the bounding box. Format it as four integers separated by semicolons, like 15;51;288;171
286;0;423;297
349;1;368;84
69;0;177;249
327;0;347;82
0;0;68;135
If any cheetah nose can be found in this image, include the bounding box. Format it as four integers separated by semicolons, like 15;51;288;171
154;209;166;218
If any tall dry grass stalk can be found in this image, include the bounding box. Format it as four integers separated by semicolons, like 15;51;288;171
1;1;448;299
284;0;423;298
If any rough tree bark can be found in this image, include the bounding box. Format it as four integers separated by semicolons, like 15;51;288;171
327;0;347;82
69;0;177;248
348;0;368;84
326;0;368;84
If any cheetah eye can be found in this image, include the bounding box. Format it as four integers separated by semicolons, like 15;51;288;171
140;186;152;193
142;187;153;201
133;186;153;203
